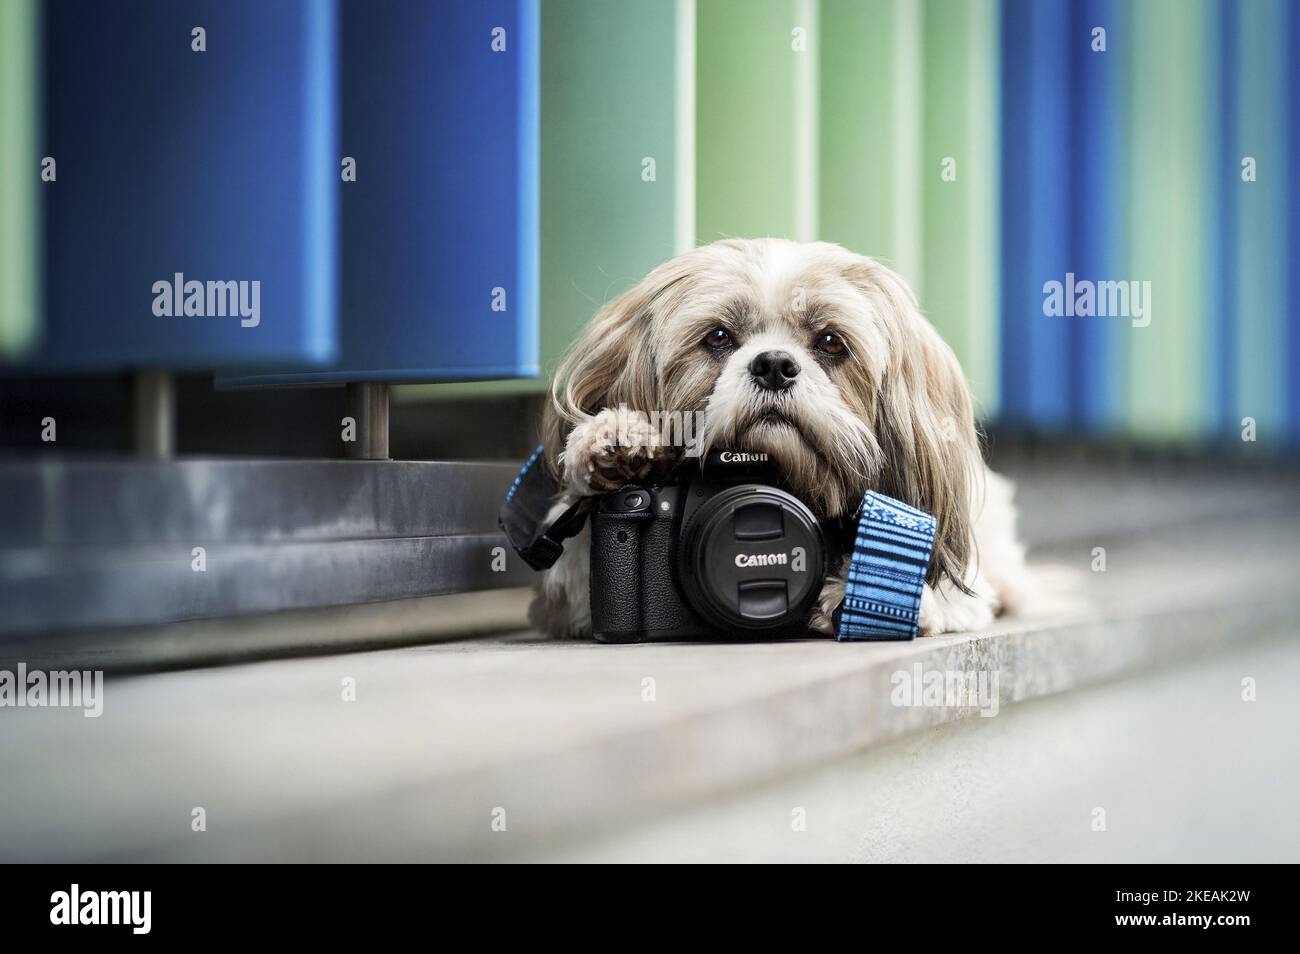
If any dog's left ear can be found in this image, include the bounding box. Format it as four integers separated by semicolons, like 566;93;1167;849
541;256;694;480
844;257;982;590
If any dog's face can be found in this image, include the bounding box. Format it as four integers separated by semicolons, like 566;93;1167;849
546;238;981;587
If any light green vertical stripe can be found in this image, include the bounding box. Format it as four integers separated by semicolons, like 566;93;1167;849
696;0;805;241
397;0;686;401
1127;0;1210;439
793;0;818;242
675;0;697;254
963;0;999;416
920;0;999;412
818;0;924;288
893;1;923;290
1235;0;1287;439
0;0;40;357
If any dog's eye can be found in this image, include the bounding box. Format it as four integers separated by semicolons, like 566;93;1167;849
702;328;734;349
814;331;846;356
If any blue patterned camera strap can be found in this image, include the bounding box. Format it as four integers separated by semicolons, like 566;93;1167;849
836;491;937;641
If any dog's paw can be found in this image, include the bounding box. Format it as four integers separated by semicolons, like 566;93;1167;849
808;571;845;636
562;407;668;494
917;583;997;636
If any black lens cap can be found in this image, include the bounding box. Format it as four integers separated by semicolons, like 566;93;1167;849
678;484;825;634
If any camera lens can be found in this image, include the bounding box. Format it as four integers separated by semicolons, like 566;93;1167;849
677;484;825;634
623;493;644;510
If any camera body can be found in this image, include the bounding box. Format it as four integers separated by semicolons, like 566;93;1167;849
589;451;840;643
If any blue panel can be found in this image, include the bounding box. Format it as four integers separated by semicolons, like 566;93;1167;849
1289;0;1300;446
222;0;540;387
17;0;338;372
1067;0;1128;434
1000;0;1072;429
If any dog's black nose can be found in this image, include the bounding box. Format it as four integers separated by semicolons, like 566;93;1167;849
749;351;800;390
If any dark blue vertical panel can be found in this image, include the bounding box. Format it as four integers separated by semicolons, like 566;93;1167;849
998;0;1032;423
1068;0;1128;434
23;0;338;371
1000;0;1071;429
1288;0;1300;446
223;0;540;387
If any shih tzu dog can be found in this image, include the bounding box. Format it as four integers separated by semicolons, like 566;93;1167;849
532;238;1033;639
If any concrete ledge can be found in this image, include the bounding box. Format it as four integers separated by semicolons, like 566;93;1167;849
1;481;1296;859
535;636;1300;862
0;588;536;673
0;456;532;635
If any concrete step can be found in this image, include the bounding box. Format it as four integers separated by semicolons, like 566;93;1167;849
0;457;532;638
0;463;1296;861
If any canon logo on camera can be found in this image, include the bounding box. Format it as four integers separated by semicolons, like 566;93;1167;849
733;545;808;571
718;451;769;463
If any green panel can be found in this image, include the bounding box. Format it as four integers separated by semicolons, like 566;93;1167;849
1126;0;1210;439
1234;0;1288;440
398;0;686;403
920;0;1000;414
962;0;999;416
818;0;923;286
0;0;40;357
820;0;997;415
696;0;808;242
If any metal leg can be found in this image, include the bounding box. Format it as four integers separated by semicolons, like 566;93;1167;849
346;382;390;460
130;370;175;458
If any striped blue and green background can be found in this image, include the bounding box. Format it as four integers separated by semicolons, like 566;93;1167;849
3;0;1297;448
420;0;1300;450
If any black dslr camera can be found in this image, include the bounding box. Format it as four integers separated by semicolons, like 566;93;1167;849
503;444;936;644
588;450;842;643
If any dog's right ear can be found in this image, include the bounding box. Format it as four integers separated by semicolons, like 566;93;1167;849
542;259;692;478
841;255;983;591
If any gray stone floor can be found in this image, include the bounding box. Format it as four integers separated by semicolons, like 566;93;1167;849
0;460;1296;861
532;634;1300;863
